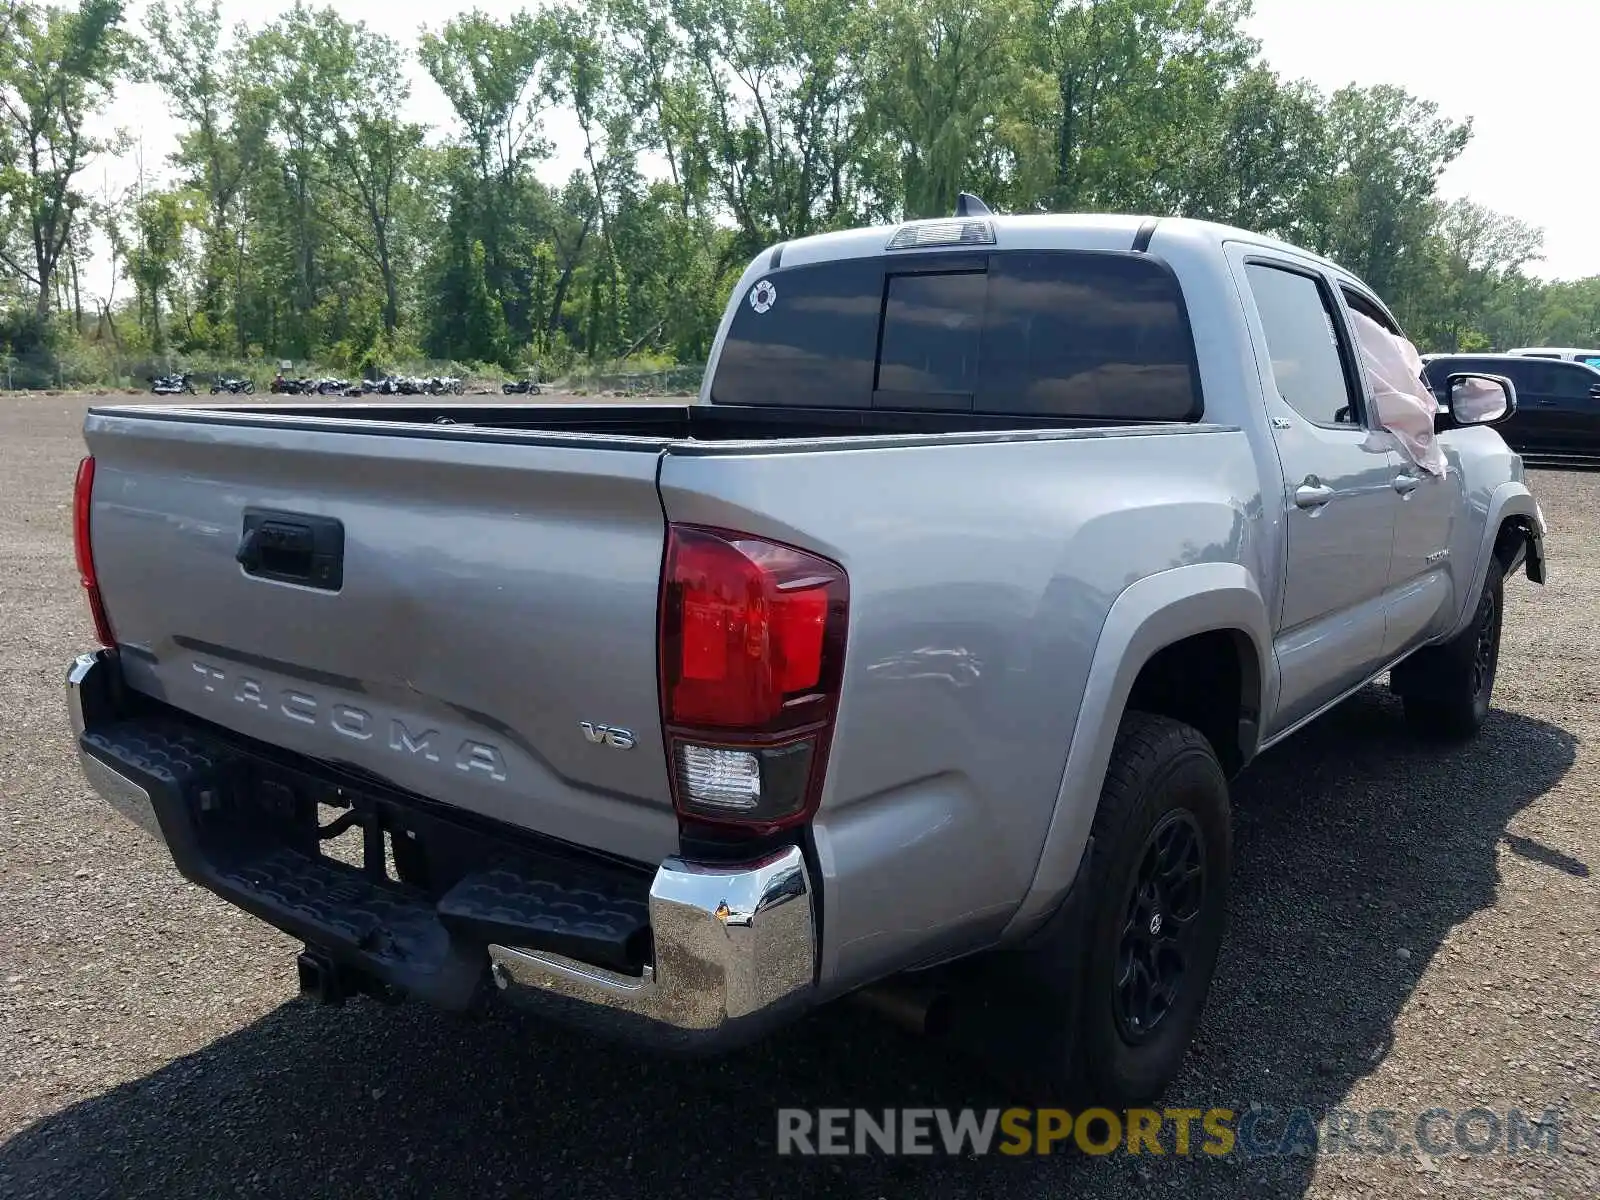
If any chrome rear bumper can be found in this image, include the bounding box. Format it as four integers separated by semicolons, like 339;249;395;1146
488;846;816;1046
66;648;818;1050
67;652;162;839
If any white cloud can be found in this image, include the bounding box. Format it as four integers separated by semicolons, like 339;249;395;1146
1243;0;1599;280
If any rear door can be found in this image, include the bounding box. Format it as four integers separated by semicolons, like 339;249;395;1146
1498;358;1564;452
1539;361;1600;453
1231;251;1402;733
83;412;680;864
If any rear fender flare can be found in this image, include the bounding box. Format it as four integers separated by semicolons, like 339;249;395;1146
999;562;1273;940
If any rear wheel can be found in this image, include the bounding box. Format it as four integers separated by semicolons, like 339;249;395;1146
984;712;1231;1106
1076;713;1231;1104
1393;560;1503;741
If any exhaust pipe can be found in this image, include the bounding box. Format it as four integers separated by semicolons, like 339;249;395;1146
850;978;953;1038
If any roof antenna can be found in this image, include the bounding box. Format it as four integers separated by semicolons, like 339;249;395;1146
954;192;992;218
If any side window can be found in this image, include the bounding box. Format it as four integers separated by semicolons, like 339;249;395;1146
1507;361;1556;395
1424;358;1484;395
1245;262;1361;427
1340;286;1403;337
1550;364;1600;401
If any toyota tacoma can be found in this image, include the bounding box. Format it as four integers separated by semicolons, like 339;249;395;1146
64;206;1545;1104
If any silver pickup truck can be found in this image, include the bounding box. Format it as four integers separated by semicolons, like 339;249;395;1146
65;210;1545;1105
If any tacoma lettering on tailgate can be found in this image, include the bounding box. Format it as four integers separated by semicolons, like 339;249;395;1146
189;659;508;782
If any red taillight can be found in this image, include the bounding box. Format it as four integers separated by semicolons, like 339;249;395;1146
659;525;848;834
73;456;115;646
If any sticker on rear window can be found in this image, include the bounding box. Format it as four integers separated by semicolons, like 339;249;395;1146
749;279;777;313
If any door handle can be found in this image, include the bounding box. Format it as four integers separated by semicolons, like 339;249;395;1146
1294;481;1335;509
1393;473;1420;495
238;508;345;591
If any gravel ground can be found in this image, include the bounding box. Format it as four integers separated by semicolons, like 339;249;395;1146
0;393;1595;1199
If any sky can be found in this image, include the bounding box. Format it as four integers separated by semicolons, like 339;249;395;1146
74;0;1600;303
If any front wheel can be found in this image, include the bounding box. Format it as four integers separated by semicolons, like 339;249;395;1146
1394;560;1504;741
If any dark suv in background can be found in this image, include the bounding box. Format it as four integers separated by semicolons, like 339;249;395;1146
1423;353;1600;459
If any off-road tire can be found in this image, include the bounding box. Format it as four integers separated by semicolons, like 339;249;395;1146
1393;559;1504;742
960;713;1232;1105
1063;712;1233;1106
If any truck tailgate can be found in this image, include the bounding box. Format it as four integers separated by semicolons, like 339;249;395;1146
82;410;678;864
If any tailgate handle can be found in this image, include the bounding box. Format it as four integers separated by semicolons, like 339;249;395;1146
237;509;344;591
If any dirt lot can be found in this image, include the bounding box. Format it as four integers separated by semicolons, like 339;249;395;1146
0;393;1595;1199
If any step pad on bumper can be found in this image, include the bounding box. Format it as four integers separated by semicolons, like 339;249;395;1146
79;717;653;1005
220;848;449;969
438;871;651;971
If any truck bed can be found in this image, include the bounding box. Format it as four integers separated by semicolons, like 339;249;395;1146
109;399;1211;449
81;399;1241;886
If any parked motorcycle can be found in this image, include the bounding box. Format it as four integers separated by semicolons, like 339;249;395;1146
270;374;313;395
151;373;196;395
210;376;255;395
502;379;542;395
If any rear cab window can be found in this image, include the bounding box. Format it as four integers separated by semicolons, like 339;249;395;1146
708;248;1204;421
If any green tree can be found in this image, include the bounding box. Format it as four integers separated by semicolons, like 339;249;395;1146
142;0;268;350
125;188;189;348
1032;0;1257;212
1412;198;1543;351
1314;84;1471;307
419;7;558;335
426;231;509;364
869;0;1043;219
668;0;881;259
1183;65;1330;241
0;0;128;319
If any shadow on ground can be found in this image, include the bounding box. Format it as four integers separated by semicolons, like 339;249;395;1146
0;688;1577;1200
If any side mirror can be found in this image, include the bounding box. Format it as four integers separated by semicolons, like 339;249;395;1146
1440;372;1516;428
1589;383;1600;400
